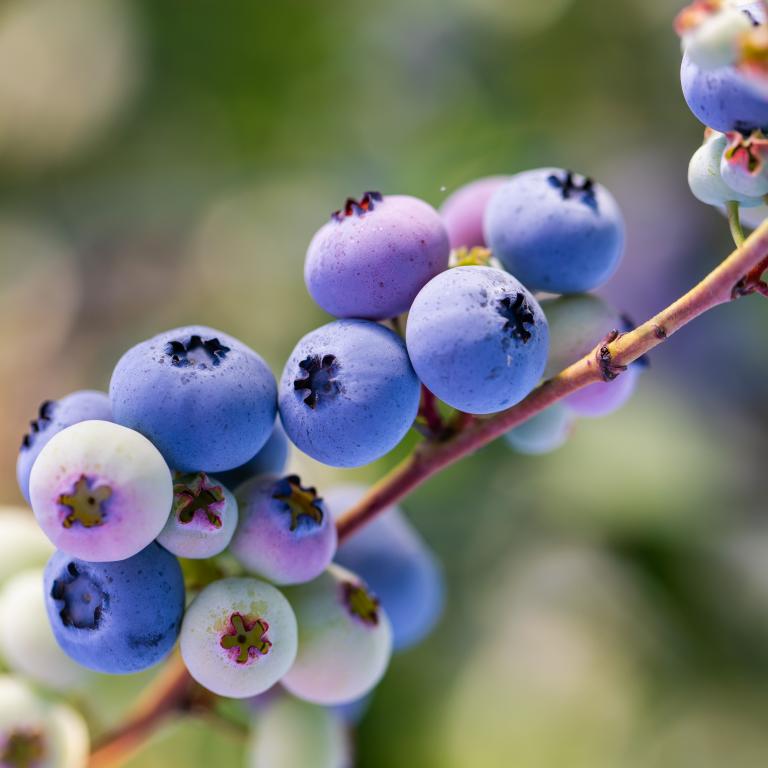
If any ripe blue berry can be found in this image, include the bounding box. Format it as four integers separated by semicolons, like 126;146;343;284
0;508;53;587
282;565;392;706
279;320;420;467
406;266;548;414
304;192;450;320
180;577;298;698
326;484;444;651
213;421;290;491
484;168;625;294
504;403;573;455
230;475;337;586
439;176;509;250
157;472;238;559
110;325;277;472
44;542;185;674
16;390;112;504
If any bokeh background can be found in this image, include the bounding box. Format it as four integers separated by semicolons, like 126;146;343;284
2;0;768;766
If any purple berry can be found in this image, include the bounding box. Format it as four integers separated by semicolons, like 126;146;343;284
16;390;112;504
29;420;172;562
439;176;509;250
564;366;640;418
304;192;449;320
230;474;337;586
213;421;290;491
110;325;277;472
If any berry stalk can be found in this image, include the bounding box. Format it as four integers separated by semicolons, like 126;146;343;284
337;217;768;541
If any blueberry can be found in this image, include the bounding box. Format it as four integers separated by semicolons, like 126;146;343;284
110;325;277;472
681;50;768;133
230;474;337;586
157;472;238;560
29;420;172;562
564;366;640;418
304;192;450;320
247;695;350;768
278;320;420;467
0;508;53;587
325;484;444;652
179;577;297;699
0;569;86;691
439;176;509;250
282;565;393;706
16;390;112;504
213;421;290;491
484;168;625;294
504;403;573;455
43;542;185;675
0;675;89;768
540;294;622;380
406;266;548;415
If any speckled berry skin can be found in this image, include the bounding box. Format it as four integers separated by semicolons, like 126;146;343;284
565;366;639;418
278;320;420;467
504;403;573;455
681;46;768;134
16;390;112;504
180;577;298;699
213;421;290;491
110;325;277;472
326;485;443;651
439;176;509;250
484;168;625;294
43;543;185;675
29;420;172;562
231;475;337;586
304;193;450;320
282;565;393;706
406;266;548;415
157;472;238;559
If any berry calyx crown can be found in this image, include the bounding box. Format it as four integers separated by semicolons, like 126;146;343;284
331;191;383;221
497;293;535;343
58;475;112;529
220;613;272;664
173;472;225;529
20;400;54;450
293;353;340;409
164;334;231;368
272;474;325;531
342;580;380;627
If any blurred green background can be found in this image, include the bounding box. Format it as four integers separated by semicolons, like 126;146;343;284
2;0;768;765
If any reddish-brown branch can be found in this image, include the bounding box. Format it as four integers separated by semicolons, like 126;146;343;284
416;385;445;438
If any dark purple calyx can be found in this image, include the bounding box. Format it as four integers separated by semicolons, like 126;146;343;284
58;475;111;529
173;472;225;529
497;293;535;343
1;728;46;768
293;354;340;409
220;613;271;664
20;400;55;451
51;562;105;630
331;191;383;222
164;335;231;368
342;581;380;627
548;170;597;209
272;475;324;532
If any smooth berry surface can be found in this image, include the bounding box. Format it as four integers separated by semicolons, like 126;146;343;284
213;421;290;491
439;176;509;250
44;543;185;674
304;193;449;320
484;168;625;294
157;472;238;559
326;484;444;651
16;390;112;504
282;564;393;706
231;474;337;586
29;420;172;562
504;403;573;455
110;325;277;472
180;577;298;699
279;320;420;467
406;266;549;414
564;366;640;418
0;507;53;587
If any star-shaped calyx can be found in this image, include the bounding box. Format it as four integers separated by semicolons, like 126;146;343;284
547;170;597;209
164;335;231;368
51;562;105;630
497;293;535;343
220;613;272;664
173;472;225;529
342;581;380;627
58;475;112;529
293;354;340;409
272;475;324;532
1;728;46;768
724;130;768;175
331;191;382;221
20;400;54;450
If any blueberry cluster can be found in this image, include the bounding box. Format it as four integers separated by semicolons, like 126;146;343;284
678;1;768;227
9;172;639;721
